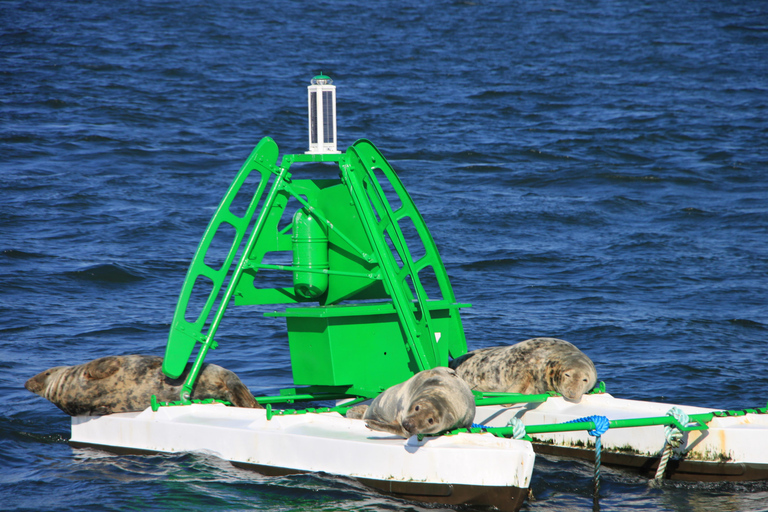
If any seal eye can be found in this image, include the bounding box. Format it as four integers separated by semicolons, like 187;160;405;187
428;418;434;425
415;405;420;411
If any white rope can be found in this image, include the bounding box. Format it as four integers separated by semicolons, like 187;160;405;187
653;407;689;482
505;417;527;439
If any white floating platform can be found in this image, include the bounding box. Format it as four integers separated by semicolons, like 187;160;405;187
475;393;768;481
70;402;535;511
69;392;768;511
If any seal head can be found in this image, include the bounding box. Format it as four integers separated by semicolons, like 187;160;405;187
362;366;475;438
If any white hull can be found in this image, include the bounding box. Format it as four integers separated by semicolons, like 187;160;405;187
69;392;768;511
476;393;768;480
70;402;534;511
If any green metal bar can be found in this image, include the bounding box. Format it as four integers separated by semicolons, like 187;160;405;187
342;149;433;371
360;156;441;367
163;137;280;381
179;157;293;401
474;393;555;406
344;140;466;367
255;393;358;405
444;412;714;439
263;397;370;421
249;263;381;279
281;153;343;165
282;181;374;263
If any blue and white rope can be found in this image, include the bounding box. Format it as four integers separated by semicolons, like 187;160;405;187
565;415;610;501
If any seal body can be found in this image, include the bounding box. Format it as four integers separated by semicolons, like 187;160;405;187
24;354;260;415
449;337;597;403
361;366;475;438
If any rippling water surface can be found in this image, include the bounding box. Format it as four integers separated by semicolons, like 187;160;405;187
2;1;768;510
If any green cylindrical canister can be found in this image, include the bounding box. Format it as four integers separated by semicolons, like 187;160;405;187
292;208;329;299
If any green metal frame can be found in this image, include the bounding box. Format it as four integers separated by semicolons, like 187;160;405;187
162;137;469;402
156;135;766;451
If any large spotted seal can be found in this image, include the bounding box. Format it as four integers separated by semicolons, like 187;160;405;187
449;337;598;403
24;354;260;415
355;367;476;438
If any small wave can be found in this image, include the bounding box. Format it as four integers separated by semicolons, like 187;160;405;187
680;207;710;215
42;98;69;109
80;134;119;143
524;148;576;162
72;323;165;338
728;318;766;330
65;263;145;283
468;89;521;100
597;173;662;182
1;249;48;259
702;150;736;162
459;257;521;271
723;23;768;33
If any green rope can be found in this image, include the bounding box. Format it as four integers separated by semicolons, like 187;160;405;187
264;397;369;421
150;395;231;411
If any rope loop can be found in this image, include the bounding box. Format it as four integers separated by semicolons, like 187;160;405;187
561;415;609;503
653;407;691;482
588;415;610;437
564;415;610;437
664;407;689;447
505;417;528;439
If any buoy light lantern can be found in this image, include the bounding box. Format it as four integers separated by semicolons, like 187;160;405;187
307;74;340;154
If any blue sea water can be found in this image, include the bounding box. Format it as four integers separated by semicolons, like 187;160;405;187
2;0;768;510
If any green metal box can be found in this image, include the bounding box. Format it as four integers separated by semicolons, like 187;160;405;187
266;301;468;397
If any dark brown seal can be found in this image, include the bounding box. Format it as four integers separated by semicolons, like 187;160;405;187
24;354;260;415
449;337;598;403
360;366;476;438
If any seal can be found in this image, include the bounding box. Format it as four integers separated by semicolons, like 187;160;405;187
24;354;260;415
449;337;597;403
360;366;475;438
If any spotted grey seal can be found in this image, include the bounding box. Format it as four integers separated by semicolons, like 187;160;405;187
359;366;476;438
24;354;260;415
449;337;597;403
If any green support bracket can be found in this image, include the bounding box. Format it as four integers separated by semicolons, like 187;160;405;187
163;137;286;401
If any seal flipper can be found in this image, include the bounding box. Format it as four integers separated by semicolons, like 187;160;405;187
364;419;409;437
345;404;369;419
82;356;121;380
224;378;260;408
448;351;476;370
